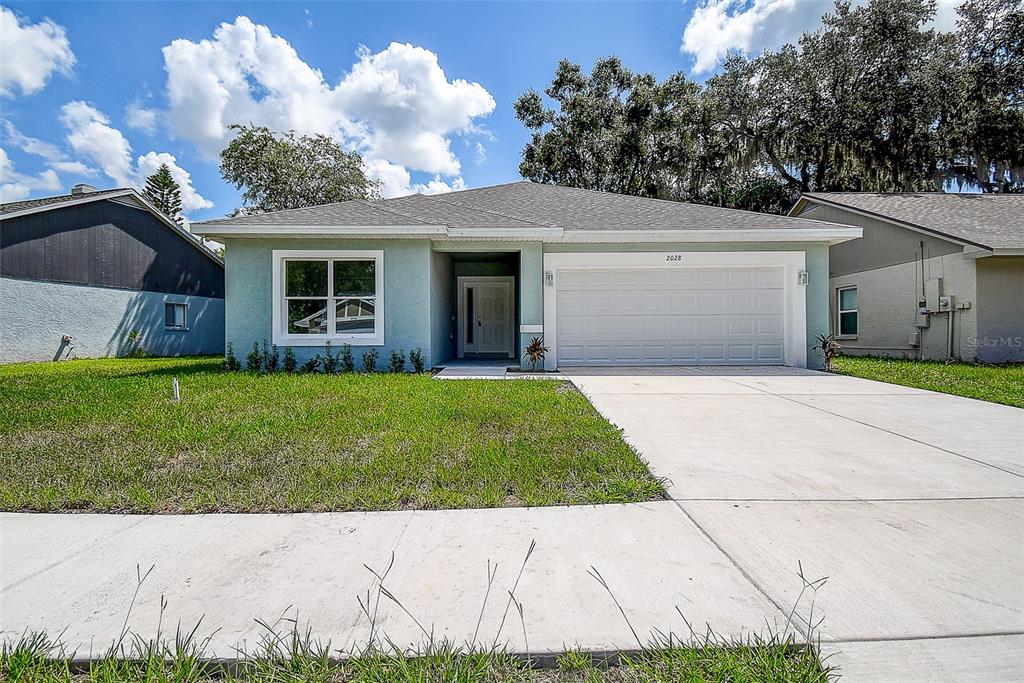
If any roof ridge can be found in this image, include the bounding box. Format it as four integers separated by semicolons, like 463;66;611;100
425;192;556;228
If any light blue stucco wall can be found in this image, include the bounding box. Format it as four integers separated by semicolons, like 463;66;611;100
0;277;224;363
224;239;831;371
224;238;432;370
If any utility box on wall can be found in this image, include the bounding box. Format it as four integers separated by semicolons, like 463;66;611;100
925;278;943;311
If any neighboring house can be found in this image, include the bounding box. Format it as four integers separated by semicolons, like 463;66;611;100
790;193;1024;363
192;181;860;371
0;184;225;363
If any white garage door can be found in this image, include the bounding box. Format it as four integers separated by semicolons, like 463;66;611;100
555;267;786;366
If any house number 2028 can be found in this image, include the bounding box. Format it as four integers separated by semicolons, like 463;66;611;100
665;254;683;262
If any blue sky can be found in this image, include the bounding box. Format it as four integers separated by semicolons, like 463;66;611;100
0;1;962;222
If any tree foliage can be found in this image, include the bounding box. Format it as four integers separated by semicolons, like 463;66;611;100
219;124;381;215
516;0;1024;212
143;163;183;224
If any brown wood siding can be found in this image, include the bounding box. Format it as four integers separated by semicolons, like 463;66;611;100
1;199;224;298
797;203;962;277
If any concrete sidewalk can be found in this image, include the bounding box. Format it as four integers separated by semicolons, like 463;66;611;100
1;502;786;658
567;369;1024;682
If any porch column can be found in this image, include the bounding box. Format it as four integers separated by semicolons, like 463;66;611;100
519;242;544;370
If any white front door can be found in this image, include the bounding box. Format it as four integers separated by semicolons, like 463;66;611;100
459;277;514;357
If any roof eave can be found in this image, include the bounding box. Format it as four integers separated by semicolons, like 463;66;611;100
552;228;863;244
190;224;448;239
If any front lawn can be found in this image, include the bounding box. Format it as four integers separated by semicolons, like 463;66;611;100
0;358;663;513
834;355;1024;408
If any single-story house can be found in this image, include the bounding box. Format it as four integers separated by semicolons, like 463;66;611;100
192;181;860;371
0;184;225;363
790;192;1024;363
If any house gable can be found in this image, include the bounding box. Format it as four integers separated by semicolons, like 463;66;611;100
795;202;962;277
1;198;224;298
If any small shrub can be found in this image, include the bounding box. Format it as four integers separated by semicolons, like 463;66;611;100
322;341;339;373
124;329;148;358
524;336;548;371
246;342;262;372
300;354;322;373
409;348;425;373
260;339;280;372
817;333;842;372
340;344;355;372
282;347;297;373
361;349;379;373
224;342;241;372
387;349;406;373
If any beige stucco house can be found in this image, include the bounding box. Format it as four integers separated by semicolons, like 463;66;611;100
790;193;1024;363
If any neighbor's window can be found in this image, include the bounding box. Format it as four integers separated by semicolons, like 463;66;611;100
278;252;382;344
837;286;858;336
165;302;188;330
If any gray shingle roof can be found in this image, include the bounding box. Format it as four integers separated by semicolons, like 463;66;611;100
801;192;1024;250
194;181;852;233
0;188;130;216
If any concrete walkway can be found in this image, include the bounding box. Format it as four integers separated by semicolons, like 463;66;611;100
567;368;1024;681
2;369;1022;681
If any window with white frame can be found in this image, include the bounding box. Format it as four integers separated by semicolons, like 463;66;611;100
274;251;384;345
837;286;858;336
165;302;188;330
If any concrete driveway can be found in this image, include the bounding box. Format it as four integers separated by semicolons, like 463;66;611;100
567;368;1024;681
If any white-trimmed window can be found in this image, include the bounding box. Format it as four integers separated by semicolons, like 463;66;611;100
837;286;858;337
165;302;188;330
272;250;384;346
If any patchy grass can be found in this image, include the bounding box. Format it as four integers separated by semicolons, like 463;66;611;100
0;357;663;513
834;355;1024;408
1;633;831;683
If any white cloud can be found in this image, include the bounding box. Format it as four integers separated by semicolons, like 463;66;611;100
0;6;75;97
681;0;964;74
364;158;466;198
59;101;134;185
415;175;466;195
2;120;96;175
0;147;62;202
336;42;495;175
57;101;211;213
126;100;159;133
159;17;492;194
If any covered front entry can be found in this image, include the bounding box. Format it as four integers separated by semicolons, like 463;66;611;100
430;249;523;366
543;251;808;369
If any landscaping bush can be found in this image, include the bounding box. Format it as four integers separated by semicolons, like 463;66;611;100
299;354;322;373
409;348;425;373
265;341;280;372
282;347;297;373
361;349;379;372
224;342;241;372
388;349;406;373
340;344;354;372
322;341;339;373
246;342;262;372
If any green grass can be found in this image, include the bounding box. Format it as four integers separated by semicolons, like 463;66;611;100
2;632;831;682
834;355;1024;408
0;357;664;513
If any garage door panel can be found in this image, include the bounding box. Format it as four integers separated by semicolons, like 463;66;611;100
556;265;787;366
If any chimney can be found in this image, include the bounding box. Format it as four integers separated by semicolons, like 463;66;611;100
70;183;97;195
